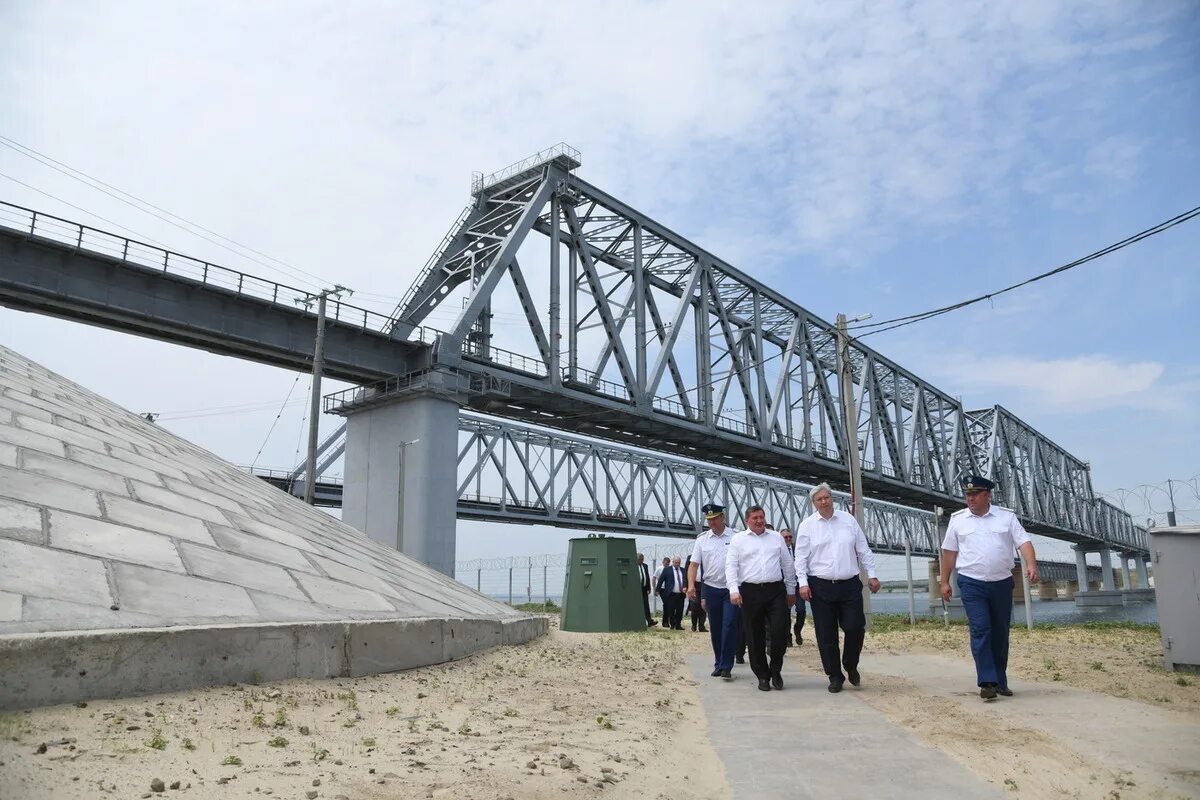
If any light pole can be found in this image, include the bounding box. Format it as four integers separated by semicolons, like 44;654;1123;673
836;312;873;624
299;285;350;505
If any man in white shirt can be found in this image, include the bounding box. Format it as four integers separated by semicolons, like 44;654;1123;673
939;475;1038;701
725;505;797;691
688;503;740;680
795;483;880;693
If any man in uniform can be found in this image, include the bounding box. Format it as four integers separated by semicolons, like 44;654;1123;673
688;503;740;679
939;475;1038;701
795;483;880;693
726;505;796;691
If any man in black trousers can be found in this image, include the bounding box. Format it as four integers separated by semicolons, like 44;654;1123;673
725;505;796;691
637;553;657;627
794;483;880;693
656;556;687;629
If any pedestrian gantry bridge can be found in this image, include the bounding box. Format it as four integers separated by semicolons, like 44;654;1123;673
0;145;1147;581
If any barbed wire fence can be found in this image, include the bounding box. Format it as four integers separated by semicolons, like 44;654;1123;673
454;541;697;611
1099;475;1199;528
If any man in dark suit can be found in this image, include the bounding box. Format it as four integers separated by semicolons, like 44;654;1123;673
637;553;657;627
657;556;687;630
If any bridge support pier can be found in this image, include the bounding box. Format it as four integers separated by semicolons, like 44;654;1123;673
340;378;465;576
1135;556;1151;588
1064;580;1077;599
1038;580;1059;600
1073;545;1125;607
1121;551;1155;602
1118;556;1132;589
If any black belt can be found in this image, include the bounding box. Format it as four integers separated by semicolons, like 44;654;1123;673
742;580;784;587
808;574;861;585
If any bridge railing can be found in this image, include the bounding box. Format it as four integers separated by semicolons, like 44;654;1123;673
0;200;433;338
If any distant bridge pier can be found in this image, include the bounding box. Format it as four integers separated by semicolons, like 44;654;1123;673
1063;579;1078;599
1122;550;1155;602
1073;544;1125;607
1037;580;1059;600
335;372;468;576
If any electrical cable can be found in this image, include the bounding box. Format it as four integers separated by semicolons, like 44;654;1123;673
248;373;304;468
847;204;1200;338
0;170;172;247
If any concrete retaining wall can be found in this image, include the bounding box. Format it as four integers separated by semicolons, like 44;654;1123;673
0;614;549;711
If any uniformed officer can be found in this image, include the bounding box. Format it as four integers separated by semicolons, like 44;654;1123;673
688;503;741;680
939;475;1039;700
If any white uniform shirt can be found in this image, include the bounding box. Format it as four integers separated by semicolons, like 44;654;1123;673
941;504;1030;582
794;509;877;588
725;529;797;596
689;527;735;589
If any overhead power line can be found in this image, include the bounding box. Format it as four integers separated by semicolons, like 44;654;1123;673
848;204;1200;338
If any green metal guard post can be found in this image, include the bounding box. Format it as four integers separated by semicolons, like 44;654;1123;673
560;535;646;632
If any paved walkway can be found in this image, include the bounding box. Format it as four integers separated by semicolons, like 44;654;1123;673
687;654;1002;798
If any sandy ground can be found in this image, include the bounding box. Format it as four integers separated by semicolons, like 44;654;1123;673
0;620;728;800
2;616;1197;800
856;619;1200;800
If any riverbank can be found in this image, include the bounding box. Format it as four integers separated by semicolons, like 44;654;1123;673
0;622;726;800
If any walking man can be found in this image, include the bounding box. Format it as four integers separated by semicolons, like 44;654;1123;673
726;505;796;691
657;556;687;629
636;553;657;627
780;527;807;647
688;503;740;679
795;483;880;693
939;475;1038;701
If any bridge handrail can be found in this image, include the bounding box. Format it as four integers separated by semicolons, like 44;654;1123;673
0;200;436;341
471;143;581;196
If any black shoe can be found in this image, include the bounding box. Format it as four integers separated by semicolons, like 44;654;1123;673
735;656;745;664
847;668;861;687
828;680;844;694
997;687;1013;697
648;620;658;627
980;684;998;701
720;669;732;681
699;627;708;632
771;675;783;690
711;668;721;677
692;627;698;632
757;679;771;692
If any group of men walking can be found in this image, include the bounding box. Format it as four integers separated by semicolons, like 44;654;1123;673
644;474;1036;700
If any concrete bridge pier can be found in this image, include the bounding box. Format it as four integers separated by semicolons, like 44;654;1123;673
1038;580;1059;600
1074;545;1125;607
1122;551;1155;602
1063;580;1077;599
340;374;467;576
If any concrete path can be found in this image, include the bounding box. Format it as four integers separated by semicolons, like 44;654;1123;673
687;655;1003;798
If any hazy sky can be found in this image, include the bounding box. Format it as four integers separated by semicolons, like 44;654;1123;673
1;1;1197;571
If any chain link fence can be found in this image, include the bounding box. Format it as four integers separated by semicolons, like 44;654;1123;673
454;542;696;611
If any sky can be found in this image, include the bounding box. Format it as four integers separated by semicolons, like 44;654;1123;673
1;1;1197;573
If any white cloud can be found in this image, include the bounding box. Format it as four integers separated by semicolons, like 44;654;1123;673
939;353;1180;411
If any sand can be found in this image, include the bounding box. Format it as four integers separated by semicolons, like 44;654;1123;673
0;621;727;800
2;616;1197;800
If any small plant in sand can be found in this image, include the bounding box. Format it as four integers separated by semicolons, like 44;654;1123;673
267;735;289;748
457;722;472;735
1176;676;1192;687
361;737;376;748
336;690;358;711
272;708;288;728
407;718;419;733
503;708;520;717
1090;661;1106;672
181;738;196;751
251;711;266;728
386;706;401;717
145;729;167;750
595;715;614;730
221;755;243;766
248;671;262;686
311;743;330;762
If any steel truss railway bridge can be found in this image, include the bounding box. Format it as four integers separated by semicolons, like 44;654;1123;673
0;144;1149;600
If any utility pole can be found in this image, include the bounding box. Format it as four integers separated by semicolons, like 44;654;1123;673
1166;479;1177;527
300;285;350;505
836;313;873;623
